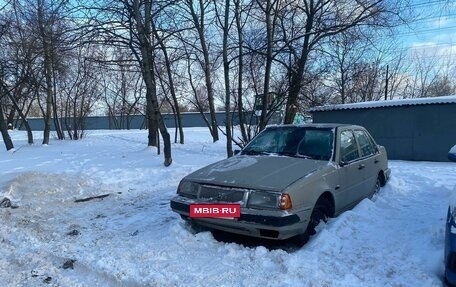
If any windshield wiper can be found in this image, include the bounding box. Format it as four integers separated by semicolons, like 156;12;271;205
278;152;313;159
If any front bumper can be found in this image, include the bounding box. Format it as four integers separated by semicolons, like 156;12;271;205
170;196;311;240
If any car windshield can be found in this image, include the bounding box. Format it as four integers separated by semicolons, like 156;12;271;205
242;126;334;161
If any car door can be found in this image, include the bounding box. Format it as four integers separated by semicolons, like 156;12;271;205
353;129;382;197
336;129;366;210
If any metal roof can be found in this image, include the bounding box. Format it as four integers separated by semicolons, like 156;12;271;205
309;95;456;112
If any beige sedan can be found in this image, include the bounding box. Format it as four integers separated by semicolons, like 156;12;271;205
171;124;390;242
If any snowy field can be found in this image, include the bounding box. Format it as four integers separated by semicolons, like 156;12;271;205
0;128;455;287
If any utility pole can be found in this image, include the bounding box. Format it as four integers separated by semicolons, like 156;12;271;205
384;64;389;100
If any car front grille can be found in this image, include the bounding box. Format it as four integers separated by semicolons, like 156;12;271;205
198;185;246;203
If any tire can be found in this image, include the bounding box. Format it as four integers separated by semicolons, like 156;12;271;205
373;175;382;195
307;197;331;236
180;215;207;234
291;197;332;247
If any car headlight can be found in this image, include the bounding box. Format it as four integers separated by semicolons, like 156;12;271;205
247;191;280;209
177;180;200;199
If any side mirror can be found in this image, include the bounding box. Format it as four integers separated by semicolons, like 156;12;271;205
234;149;241;155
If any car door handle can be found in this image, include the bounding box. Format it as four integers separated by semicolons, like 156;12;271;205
374;159;379;164
358;164;365;170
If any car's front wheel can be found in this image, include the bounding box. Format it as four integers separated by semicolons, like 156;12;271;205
307;197;332;236
292;197;332;246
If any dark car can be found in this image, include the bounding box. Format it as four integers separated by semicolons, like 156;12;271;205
445;145;456;286
449;145;456;162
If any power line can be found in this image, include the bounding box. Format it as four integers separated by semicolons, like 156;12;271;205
405;42;456;50
405;14;456;26
395;25;456;36
376;43;456;56
397;0;449;9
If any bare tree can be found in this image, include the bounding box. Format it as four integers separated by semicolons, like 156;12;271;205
0;0;39;144
130;0;172;165
36;0;69;143
384;50;409;100
425;75;455;97
350;58;384;102
61;46;103;139
0;12;14;151
327;31;367;104
181;0;219;142
233;0;250;145
282;0;404;123
213;0;233;157
83;0;172;166
151;18;184;144
0;89;14;151
99;50;145;130
404;50;443;98
256;0;281;131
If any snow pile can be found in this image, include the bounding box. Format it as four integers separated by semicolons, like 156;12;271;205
0;129;455;286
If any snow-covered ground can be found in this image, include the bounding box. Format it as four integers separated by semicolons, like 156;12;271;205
0;128;455;287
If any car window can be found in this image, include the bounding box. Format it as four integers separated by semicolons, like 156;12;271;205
354;130;375;157
340;130;360;163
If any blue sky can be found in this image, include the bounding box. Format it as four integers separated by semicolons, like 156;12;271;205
397;0;456;64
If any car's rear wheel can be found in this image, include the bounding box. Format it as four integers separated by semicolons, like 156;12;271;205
373;173;384;195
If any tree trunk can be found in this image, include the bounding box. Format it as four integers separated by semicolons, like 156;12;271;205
234;0;248;144
152;21;184;144
0;80;34;144
146;95;158;147
38;0;54;145
188;0;219;142
52;62;64;140
283;8;314;124
222;0;233;157
185;56;213;132
258;0;274;131
133;0;172;166
0;101;14;151
7;109;15;127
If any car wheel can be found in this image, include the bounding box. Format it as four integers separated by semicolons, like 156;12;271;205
307;197;331;236
373;175;382;195
180;216;207;233
291;197;332;246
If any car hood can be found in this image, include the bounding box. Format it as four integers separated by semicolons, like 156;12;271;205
185;155;329;191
